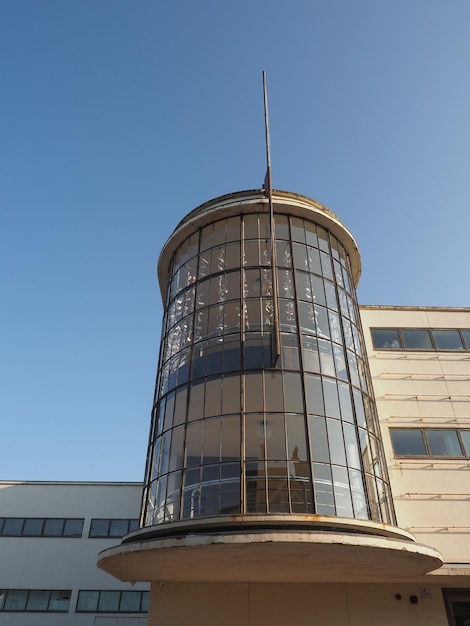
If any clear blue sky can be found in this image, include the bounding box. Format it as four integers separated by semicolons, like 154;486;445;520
1;1;469;481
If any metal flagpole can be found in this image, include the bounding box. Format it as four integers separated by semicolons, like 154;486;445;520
262;71;281;367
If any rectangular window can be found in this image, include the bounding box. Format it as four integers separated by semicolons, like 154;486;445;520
401;329;432;350
0;518;83;537
371;328;402;350
88;519;139;538
0;590;70;612
432;329;464;350
2;519;23;536
371;327;470;351
76;590;149;613
443;588;470;626
4;590;28;611
98;591;120;612
63;519;84;536
43;518;64;536
426;430;462;456
109;520;129;538
23;518;44;536
26;590;50;611
76;590;99;612
390;429;427;456
391;428;469;458
461;431;470;456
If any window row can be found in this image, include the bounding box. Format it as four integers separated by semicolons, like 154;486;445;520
0;589;149;613
168;261;355;331
151;414;380;480
0;517;84;537
146;462;388;523
160;328;367;398
164;279;357;359
77;590;149;613
89;518;139;538
371;327;470;351
391;428;470;457
0;517;139;538
170;213;349;290
155;371;373;435
0;589;71;612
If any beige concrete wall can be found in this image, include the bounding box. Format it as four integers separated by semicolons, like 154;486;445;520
360;307;470;563
149;582;449;626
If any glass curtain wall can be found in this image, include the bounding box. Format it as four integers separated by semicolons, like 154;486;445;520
141;210;395;527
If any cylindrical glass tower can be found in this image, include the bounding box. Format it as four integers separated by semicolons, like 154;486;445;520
140;189;396;531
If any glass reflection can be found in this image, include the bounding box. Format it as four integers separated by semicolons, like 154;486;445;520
142;210;394;528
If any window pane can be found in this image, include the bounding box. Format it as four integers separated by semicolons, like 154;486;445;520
98;591;120;612
323;378;340;418
186;421;203;467
43;519;64;536
5;590;28;610
286;414;308;461
390;429;426;455
204;378;222;417
266;414;287;460
432;329;464;350
245;414;265;460
332;465;353;517
309;415;330;463
77;591;99;612
313;463;335;514
283;372;303;412
327;419;346;466
305;374;324;415
202;418;221;465
3;519;24;536
402;329;432;350
281;333;300;370
462;330;470;349
49;591;71;612
63;518;84;537
291;217;306;243
371;329;402;350
427;430;462;456
141;591;150;612
222;374;240;415
89;519;109;537
338;383;354;423
129;519;139;532
274;214;289;239
220;477;240;514
120;591;141;612
343;423;361;470
245;373;264;412
302;336;320;373
349;469;368;519
109;519;129;537
188;381;205;420
23;518;44;536
26;590;49;611
220;415;240;462
308;247;322;275
461;431;470;456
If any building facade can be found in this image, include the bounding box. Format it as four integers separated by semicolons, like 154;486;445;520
0;481;149;626
361;305;470;626
98;189;469;626
3;190;469;625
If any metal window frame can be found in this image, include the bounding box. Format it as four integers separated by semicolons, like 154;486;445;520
390;427;469;459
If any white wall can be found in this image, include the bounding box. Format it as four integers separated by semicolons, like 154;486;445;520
0;481;149;626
